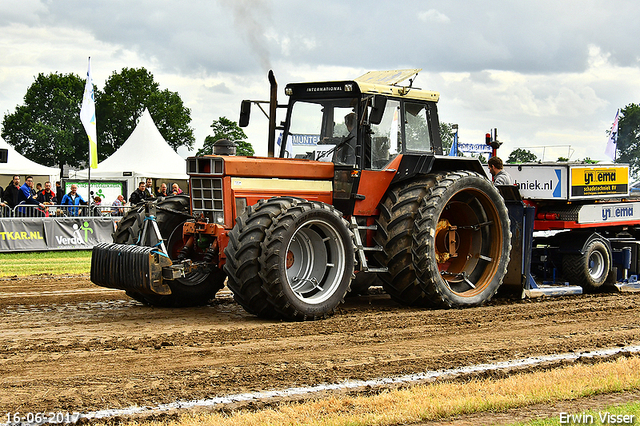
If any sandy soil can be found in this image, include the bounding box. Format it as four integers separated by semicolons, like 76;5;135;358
0;274;639;422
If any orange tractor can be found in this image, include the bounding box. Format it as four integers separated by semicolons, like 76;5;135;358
91;69;511;320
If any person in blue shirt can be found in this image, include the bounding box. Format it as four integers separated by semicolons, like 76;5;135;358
60;184;87;216
16;176;45;216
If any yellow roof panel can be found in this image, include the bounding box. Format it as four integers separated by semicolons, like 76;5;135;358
355;69;422;85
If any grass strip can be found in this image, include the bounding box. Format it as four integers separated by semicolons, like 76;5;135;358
511;400;640;425
104;356;640;426
0;251;92;277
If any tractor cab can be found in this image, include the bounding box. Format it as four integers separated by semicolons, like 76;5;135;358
279;69;443;169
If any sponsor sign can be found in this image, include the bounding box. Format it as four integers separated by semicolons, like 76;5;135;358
577;202;640;224
458;143;492;154
570;166;629;198
65;181;125;205
0;217;115;252
504;165;566;200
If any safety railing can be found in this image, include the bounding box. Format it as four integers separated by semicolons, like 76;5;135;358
1;204;135;218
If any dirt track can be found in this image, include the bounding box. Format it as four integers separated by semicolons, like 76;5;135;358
0;274;639;417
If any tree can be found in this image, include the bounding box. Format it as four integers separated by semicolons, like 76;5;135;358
439;122;459;155
507;148;537;163
96;67;195;160
197;117;254;156
1;72;87;175
557;156;569;162
615;103;640;176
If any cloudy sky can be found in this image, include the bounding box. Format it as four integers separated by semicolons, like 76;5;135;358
1;0;639;162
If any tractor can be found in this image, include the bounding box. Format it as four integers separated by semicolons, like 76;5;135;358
91;69;512;320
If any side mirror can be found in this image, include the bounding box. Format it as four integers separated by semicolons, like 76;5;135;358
239;100;251;127
369;95;387;125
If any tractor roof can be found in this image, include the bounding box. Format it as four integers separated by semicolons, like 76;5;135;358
285;69;440;102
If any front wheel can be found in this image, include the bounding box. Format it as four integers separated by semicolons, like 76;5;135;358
413;171;511;308
259;199;355;321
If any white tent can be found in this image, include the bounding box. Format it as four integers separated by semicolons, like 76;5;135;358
0;135;60;186
75;108;189;199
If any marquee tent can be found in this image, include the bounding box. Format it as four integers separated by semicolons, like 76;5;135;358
0;136;60;185
75;108;189;197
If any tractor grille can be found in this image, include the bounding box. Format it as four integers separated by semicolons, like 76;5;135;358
191;177;224;224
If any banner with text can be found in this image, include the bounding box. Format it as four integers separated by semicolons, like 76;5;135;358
0;218;115;252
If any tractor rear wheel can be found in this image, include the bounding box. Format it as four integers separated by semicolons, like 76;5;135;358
373;177;439;306
413;171;511;308
113;195;225;307
562;239;611;292
259;199;354;321
223;198;299;318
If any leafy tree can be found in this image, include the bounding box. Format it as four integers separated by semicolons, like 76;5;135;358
582;157;599;164
615;103;640;176
1;72;87;175
557;156;569;162
197;117;254;156
507;148;538;163
96;67;194;160
439;122;460;155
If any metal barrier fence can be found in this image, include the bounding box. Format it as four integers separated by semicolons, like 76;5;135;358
0;204;135;218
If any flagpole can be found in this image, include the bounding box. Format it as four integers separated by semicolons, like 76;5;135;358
87;57;91;213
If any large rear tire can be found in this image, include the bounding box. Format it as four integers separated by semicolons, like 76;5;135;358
113;195;225;307
259;199;355;321
373;177;439;306
413;171;511;308
562;239;611;292
223;198;298;318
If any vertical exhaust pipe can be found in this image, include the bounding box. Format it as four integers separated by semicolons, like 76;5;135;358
268;70;278;157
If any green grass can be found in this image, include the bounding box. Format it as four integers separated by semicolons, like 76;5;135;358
0;250;92;277
510;401;640;425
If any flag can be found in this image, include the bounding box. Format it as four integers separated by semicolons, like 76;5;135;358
80;57;98;169
604;109;619;161
448;129;458;156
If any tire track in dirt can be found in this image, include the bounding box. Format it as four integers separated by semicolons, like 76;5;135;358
0;275;639;415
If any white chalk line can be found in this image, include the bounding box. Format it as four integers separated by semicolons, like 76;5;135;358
20;344;638;424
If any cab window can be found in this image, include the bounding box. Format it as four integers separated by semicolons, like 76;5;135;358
404;102;432;152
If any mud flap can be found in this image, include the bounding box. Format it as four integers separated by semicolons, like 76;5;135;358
91;242;173;295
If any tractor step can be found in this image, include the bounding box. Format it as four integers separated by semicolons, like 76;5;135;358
91;242;173;296
350;218;388;273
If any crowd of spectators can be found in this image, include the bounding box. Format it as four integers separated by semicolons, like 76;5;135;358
1;176;185;218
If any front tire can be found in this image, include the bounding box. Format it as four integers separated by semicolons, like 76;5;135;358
413;171;511;308
113;195;225;307
259;199;355;321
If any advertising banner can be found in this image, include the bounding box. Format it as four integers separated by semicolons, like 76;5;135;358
0;217;115;252
569;166;629;199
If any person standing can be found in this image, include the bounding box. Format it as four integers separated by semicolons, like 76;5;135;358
111;194;125;216
37;181;57;205
17;176;45;215
145;178;156;199
60;184;87;216
171;183;183;195
488;156;513;185
4;175;21;209
156;183;169;197
129;181;148;205
55;181;64;204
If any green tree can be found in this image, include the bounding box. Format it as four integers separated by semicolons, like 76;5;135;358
96;67;194;160
197;117;254;156
1;72;87;175
507;148;538;163
439;122;460;155
557;156;569;162
615;103;640;176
